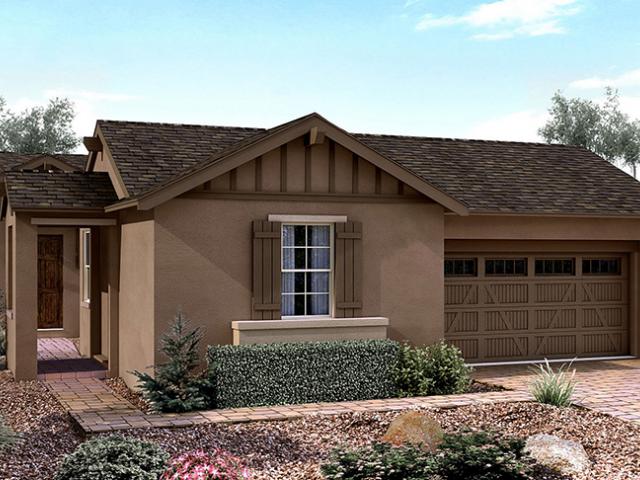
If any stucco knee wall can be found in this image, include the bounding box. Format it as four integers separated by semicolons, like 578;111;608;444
153;198;445;351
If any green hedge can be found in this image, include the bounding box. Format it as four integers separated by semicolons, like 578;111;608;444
207;339;400;408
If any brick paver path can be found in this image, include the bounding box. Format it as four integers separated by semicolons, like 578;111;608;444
474;358;640;422
46;378;530;434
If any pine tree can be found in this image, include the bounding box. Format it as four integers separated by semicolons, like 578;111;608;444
133;310;214;413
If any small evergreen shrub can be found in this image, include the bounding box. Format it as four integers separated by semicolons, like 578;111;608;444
55;435;169;480
134;310;214;413
529;359;577;407
161;449;251;479
322;430;537;480
436;430;535;479
0;415;17;449
321;442;441;480
208;339;399;408
395;341;471;397
0;316;6;358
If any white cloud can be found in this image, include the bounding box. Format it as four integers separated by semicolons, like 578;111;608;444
416;0;581;40
466;110;549;142
569;68;640;90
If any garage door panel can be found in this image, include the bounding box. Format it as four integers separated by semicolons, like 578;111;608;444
445;252;629;362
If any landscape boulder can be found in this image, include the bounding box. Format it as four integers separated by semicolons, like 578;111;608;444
525;433;590;475
381;410;443;452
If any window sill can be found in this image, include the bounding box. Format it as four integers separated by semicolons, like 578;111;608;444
232;317;388;330
231;317;389;345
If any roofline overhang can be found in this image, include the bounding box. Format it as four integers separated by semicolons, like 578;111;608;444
445;211;640;219
116;113;469;215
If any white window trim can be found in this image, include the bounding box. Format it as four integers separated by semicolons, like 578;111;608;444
80;228;91;304
281;222;334;319
269;214;347;224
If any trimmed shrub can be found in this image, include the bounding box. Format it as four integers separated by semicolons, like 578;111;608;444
161;449;251;479
207;339;399;408
436;430;535;479
55;435;169;480
321;442;441;480
134;310;214;413
395;341;471;397
529;359;577;407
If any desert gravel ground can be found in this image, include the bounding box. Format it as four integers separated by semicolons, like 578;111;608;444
0;371;81;480
1;371;639;479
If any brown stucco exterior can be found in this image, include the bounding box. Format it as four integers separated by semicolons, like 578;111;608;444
5;115;640;383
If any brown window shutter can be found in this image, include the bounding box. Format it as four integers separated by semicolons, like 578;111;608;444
252;220;282;319
334;220;363;318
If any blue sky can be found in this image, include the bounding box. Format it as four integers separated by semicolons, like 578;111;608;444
1;0;639;146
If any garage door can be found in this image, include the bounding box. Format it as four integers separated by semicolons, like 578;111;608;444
444;254;629;362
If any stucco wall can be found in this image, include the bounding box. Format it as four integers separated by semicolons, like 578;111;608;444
119;219;155;387
153;197;445;351
445;215;640;240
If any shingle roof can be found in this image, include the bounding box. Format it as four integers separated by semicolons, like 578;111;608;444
0;152;87;173
97;120;264;197
97;117;640;216
354;134;640;215
5;171;117;210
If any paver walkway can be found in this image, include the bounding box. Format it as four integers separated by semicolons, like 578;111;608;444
474;358;640;422
46;377;530;434
37;338;106;380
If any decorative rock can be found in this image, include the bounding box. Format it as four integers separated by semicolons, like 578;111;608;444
525;433;590;475
381;410;443;451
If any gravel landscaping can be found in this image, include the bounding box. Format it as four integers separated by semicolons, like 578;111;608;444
1;370;640;479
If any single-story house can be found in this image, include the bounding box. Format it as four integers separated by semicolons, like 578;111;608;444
4;113;640;387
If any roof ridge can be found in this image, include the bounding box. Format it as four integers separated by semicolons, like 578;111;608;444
97;118;267;131
354;132;583;149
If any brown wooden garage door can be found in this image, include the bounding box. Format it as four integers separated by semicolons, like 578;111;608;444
444;254;629;362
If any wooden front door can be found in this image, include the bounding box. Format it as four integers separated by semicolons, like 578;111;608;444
38;235;64;329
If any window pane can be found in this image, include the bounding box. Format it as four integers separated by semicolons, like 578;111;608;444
282;225;295;247
307;272;329;293
308;248;330;269
582;259;590;274
485;260;495;275
294;248;306;269
283;249;294;269
307;294;329;315
535;260;543;274
308;225;330;246
294;225;306;246
495;260;505;275
294;295;306;315
444;260;453;276
282;273;305;293
282;295;295;316
563;260;573;274
515;259;527;275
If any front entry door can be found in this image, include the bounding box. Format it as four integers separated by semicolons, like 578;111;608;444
38;235;64;329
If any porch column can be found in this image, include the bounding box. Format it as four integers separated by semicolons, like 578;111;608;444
6;212;37;380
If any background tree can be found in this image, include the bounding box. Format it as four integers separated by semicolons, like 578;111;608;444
0;96;79;153
539;88;640;177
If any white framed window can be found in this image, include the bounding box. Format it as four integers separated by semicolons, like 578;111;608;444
281;224;332;317
81;229;91;303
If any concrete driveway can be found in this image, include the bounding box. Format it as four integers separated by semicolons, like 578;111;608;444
473;358;640;423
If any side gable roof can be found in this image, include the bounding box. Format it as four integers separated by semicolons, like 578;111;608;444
93;113;640;217
355;135;640;216
5;171;117;210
